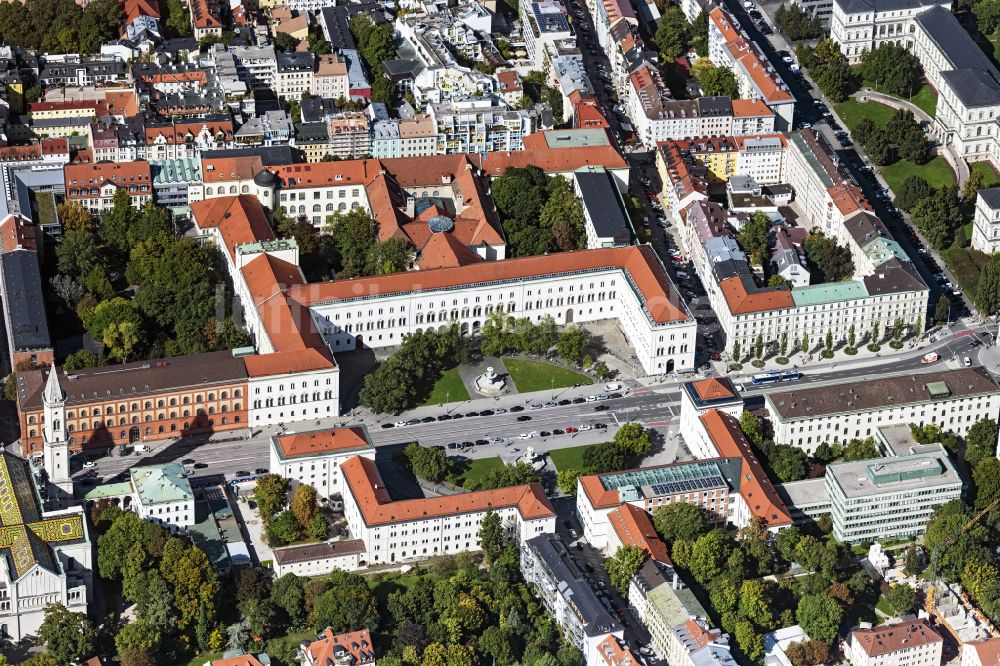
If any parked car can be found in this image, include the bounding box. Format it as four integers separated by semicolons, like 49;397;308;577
517;415;532;422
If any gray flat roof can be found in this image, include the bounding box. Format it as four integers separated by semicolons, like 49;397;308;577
833;0;941;14
574;169;631;243
827;446;961;499
766;367;998;420
526;534;621;637
979;186;1000;209
775;478;829;508
0;250;50;351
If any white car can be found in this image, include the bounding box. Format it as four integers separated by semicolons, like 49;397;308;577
781;55;794;64
519;432;533;440
394;420;407;427
964;356;972;367
743;0;752;6
586;395;599;402
83;461;97;469
579;424;593;431
604;382;622;391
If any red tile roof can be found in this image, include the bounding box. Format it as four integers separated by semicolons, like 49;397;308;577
0;215;37;254
304;628;375;666
709;8;793;103
415;231;485;270
341;455;555;526
608;503;671;563
966;637;1000;666
596;635;641;666
691;378;737;402
851;620;943;658
274;426;373;458
731;99;774;118
64;161;152;200
209;655;266;666
190;195;275;260
293;246;690;325
719;276;793;315
202;156;264;183
699;410;792;529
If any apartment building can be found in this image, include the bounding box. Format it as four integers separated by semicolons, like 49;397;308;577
129;463;196;532
429;97;544;153
149;158;201;211
826;444;962;543
708;8;795;129
275;51;315;100
63;161;153;214
268;425;375;498
314;54;349;100
521;533;623;658
521;0;574;70
962;637;1000;666
0;140;68;203
0;215;52;371
764;367;1000;451
972;187;1000;253
344;455;555;564
231;45;278;91
574;166;633;248
327;114;371;159
847;620;943;666
370;114;438;158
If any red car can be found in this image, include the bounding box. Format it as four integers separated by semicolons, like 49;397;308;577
566;426;579;433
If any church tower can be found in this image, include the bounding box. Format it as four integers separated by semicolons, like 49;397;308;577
42;368;72;499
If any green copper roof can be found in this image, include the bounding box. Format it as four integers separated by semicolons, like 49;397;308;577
863;238;908;267
790;281;868;307
789;134;834;188
149;158;201;185
130;463;193;505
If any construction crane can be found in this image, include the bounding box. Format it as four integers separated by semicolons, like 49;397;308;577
925;496;1000;613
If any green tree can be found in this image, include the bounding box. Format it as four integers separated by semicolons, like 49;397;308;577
739;212;771;262
56;228;99;280
885;584;916;615
159;537;220;639
688;529;732;584
165;0;192;36
774;2;823;39
774;526;801;564
582;441;629;474
605;545;646;593
699;65;739;97
848;324;856;350
556;326;587;364
691;10;709;55
801;331;810;354
479;508;504;562
754;333;764;361
404;443;452;484
804;231;855;282
925;500;991;581
115;619;160;655
772;445;808;482
739;411;763;447
864;130;897;166
654;6;688;60
732;340;742;362
815;60;858;103
312;575;380;632
253;474;290;523
267;510;302;547
539;177;585;252
903;543;924;577
896;175;934;211
734;618;765;661
739;579;775;629
290;483;318;529
779;331;789;358
37;603;95;664
977;254;1000;315
271;573;307;628
653;502;709;543
556;468;581;495
57;201;94;231
843;437;880;461
102;319;140;364
796;593;844;642
974;457;1000;508
100;189;140;254
911;187;963;250
63;348;104;371
860;43;922;97
964;167;987;203
965;418;998;467
935;293;951;324
613;422;650;456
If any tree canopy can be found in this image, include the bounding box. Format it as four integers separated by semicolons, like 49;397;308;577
860;43;923;98
492;166;585;256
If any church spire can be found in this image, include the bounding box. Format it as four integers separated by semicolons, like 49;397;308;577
43;367;63;406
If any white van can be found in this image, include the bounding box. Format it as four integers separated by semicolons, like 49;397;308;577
134;444;149;453
676;271;689;279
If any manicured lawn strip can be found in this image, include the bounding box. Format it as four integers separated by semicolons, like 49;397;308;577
547;444;595;471
504;359;592;393
189;654;222;666
907;84;939;117
875;595;894;617
944;246;991;296
881;157;955;193
451;456;505;489
422;367;470;406
834;99;896;131
972;160;1000;188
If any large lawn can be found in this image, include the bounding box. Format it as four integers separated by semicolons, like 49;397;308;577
834;99;897;131
505;359;592;393
547;444;595;472
422;367;470;406
859;79;939;118
972;160;1000;188
881;156;956;193
450;456;505;489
